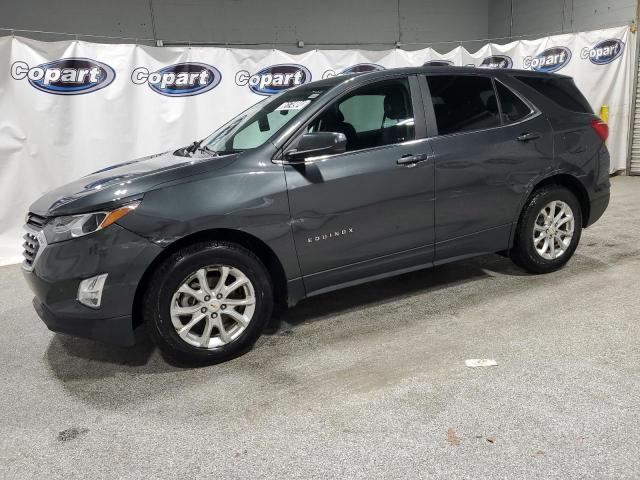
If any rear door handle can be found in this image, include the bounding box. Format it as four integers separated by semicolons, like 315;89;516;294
397;153;431;167
517;132;541;142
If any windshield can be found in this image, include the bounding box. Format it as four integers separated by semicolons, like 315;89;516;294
200;85;330;154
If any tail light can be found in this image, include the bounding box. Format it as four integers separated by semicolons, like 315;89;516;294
591;118;609;142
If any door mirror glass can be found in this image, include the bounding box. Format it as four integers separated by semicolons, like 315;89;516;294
285;132;347;162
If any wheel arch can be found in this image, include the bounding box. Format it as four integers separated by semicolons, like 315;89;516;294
508;172;591;252
531;174;590;227
132;228;289;328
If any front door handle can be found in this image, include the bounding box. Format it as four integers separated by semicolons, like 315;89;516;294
517;132;541;142
397;153;431;167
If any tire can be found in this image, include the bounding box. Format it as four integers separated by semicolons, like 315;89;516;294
142;241;273;365
510;185;583;274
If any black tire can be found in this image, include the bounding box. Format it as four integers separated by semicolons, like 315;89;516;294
510;185;583;274
142;241;273;366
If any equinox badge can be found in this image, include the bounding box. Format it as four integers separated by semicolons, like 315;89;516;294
307;228;354;244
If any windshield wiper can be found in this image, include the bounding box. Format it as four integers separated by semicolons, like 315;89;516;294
197;144;219;156
186;140;201;155
181;140;218;157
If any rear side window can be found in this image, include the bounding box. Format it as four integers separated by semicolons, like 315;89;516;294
426;75;500;135
495;82;532;123
515;76;592;113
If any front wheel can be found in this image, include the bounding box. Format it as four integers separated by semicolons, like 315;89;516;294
143;241;273;365
510;185;583;274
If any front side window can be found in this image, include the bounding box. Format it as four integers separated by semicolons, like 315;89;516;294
495;81;533;124
201;85;330;154
427;75;500;135
307;78;415;152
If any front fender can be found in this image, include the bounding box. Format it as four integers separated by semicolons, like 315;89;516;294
116;154;301;281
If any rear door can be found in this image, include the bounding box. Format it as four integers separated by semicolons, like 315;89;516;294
421;73;554;262
282;75;435;294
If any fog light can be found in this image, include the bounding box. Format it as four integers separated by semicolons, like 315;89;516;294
77;274;108;308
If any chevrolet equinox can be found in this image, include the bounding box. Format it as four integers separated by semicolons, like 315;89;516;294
22;67;610;364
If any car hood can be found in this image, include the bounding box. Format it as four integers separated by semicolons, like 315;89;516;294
29;150;239;217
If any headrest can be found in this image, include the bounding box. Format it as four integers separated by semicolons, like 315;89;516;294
321;107;344;127
384;90;408;120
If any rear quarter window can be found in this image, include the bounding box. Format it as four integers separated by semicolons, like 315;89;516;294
495;81;533;124
514;76;593;114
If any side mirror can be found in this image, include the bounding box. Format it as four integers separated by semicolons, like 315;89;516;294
284;132;347;162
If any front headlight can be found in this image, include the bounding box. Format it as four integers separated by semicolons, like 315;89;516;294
43;201;140;243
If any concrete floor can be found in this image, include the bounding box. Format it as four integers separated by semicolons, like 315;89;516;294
1;176;639;479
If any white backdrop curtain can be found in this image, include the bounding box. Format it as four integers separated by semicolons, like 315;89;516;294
0;25;633;264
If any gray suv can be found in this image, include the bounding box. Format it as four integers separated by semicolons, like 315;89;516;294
22;67;610;364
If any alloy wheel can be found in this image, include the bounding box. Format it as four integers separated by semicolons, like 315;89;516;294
169;265;256;349
532;200;575;260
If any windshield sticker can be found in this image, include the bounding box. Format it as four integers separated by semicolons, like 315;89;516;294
276;100;310;111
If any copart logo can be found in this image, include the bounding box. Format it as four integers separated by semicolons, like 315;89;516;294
524;47;572;73
11;57;115;95
423;60;454;66
479;55;513;69
322;63;385;79
235;64;311;95
580;39;624;65
131;62;221;97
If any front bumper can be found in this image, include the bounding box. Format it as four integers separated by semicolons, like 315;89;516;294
32;297;139;346
22;223;163;346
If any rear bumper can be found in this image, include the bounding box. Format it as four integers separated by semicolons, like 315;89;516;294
586;188;610;227
22;224;163;346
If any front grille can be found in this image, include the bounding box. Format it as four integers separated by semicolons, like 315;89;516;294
22;212;47;271
22;230;40;268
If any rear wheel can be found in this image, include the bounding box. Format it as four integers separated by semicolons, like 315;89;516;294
143;241;273;365
510;185;583;274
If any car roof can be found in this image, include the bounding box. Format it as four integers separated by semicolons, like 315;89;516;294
310;66;570;91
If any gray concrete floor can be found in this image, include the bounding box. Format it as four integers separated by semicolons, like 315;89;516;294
1;177;640;479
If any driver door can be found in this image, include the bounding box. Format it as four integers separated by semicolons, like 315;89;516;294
282;76;436;294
